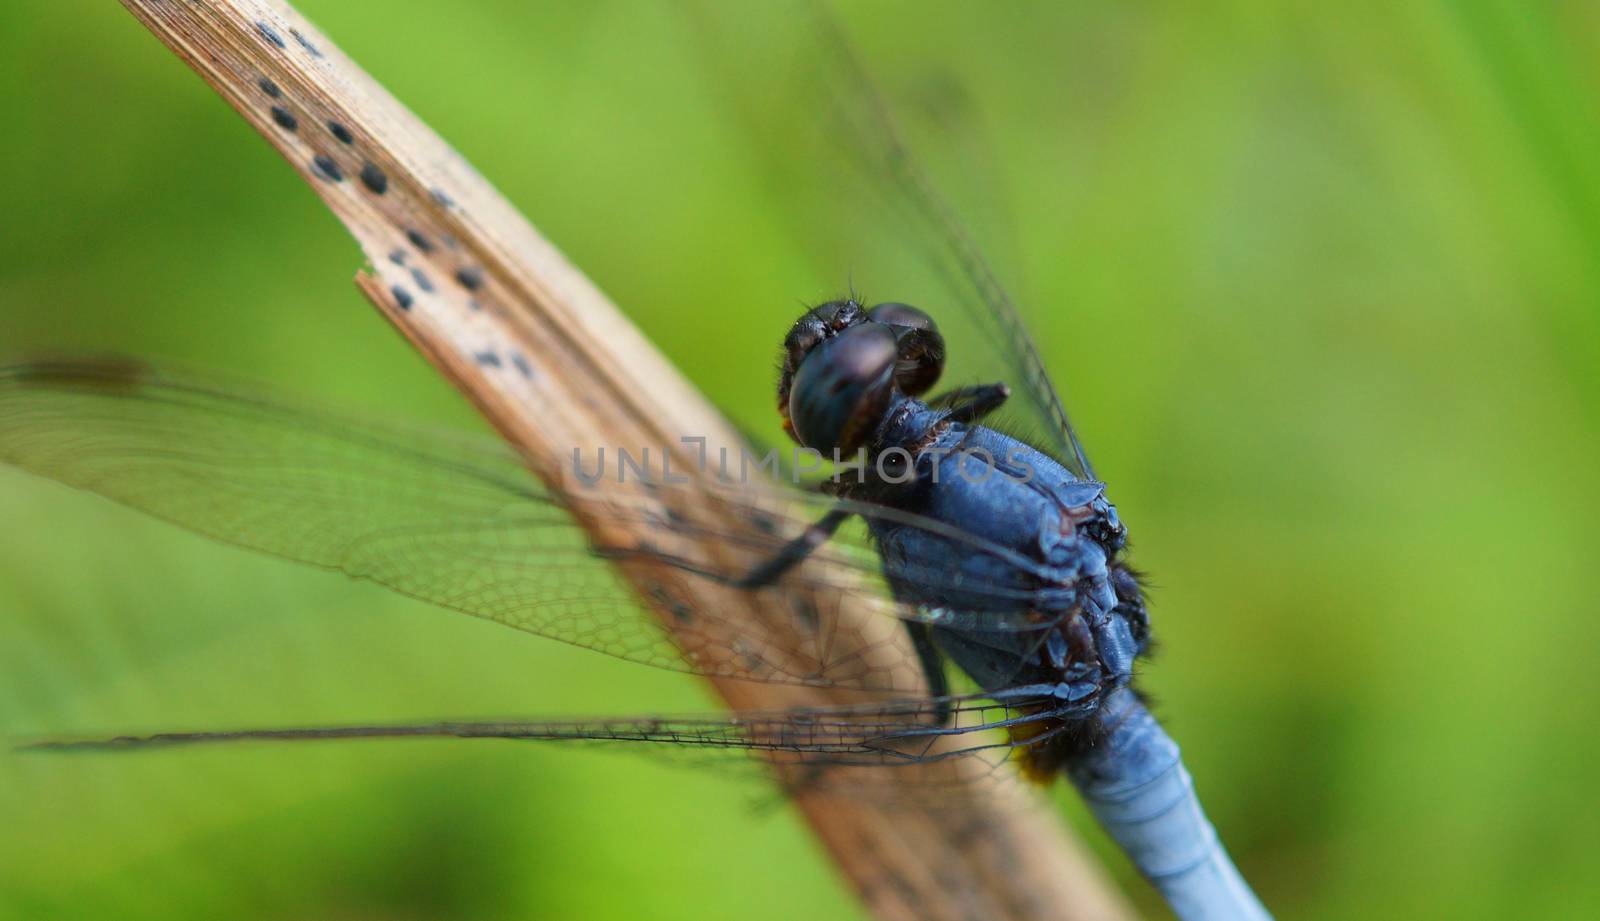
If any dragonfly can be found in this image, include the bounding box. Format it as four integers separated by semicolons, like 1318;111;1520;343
0;6;1270;920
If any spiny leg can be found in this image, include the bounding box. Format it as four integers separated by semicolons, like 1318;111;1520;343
589;506;852;591
930;382;1010;426
905;620;953;726
731;506;852;589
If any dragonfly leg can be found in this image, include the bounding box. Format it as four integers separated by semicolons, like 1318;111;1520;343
930;382;1010;426
730;506;853;589
906;621;953;725
593;507;850;590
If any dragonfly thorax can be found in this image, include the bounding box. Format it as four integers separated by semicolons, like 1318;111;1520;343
859;410;1150;768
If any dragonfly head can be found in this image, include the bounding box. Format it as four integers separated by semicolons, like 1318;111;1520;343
779;299;945;453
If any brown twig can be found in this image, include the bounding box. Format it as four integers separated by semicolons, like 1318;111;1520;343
114;3;1135;919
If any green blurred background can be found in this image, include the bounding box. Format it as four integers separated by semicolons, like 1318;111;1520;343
3;2;1598;919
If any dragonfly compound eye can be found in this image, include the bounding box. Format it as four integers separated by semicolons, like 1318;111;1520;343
782;300;870;367
787;322;899;455
777;300;872;435
868;302;945;396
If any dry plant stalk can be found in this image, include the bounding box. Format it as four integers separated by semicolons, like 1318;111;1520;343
115;2;1135;919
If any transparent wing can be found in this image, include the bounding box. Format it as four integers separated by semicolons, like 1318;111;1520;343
686;0;1095;479
0;360;1061;693
18;687;1078;796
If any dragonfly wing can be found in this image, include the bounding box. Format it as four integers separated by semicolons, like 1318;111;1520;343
19;689;1080;800
0;360;1061;691
686;1;1095;479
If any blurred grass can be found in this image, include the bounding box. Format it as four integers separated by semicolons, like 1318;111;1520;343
2;1;1598;919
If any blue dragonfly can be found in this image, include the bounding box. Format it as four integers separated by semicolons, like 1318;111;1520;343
0;7;1270;920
